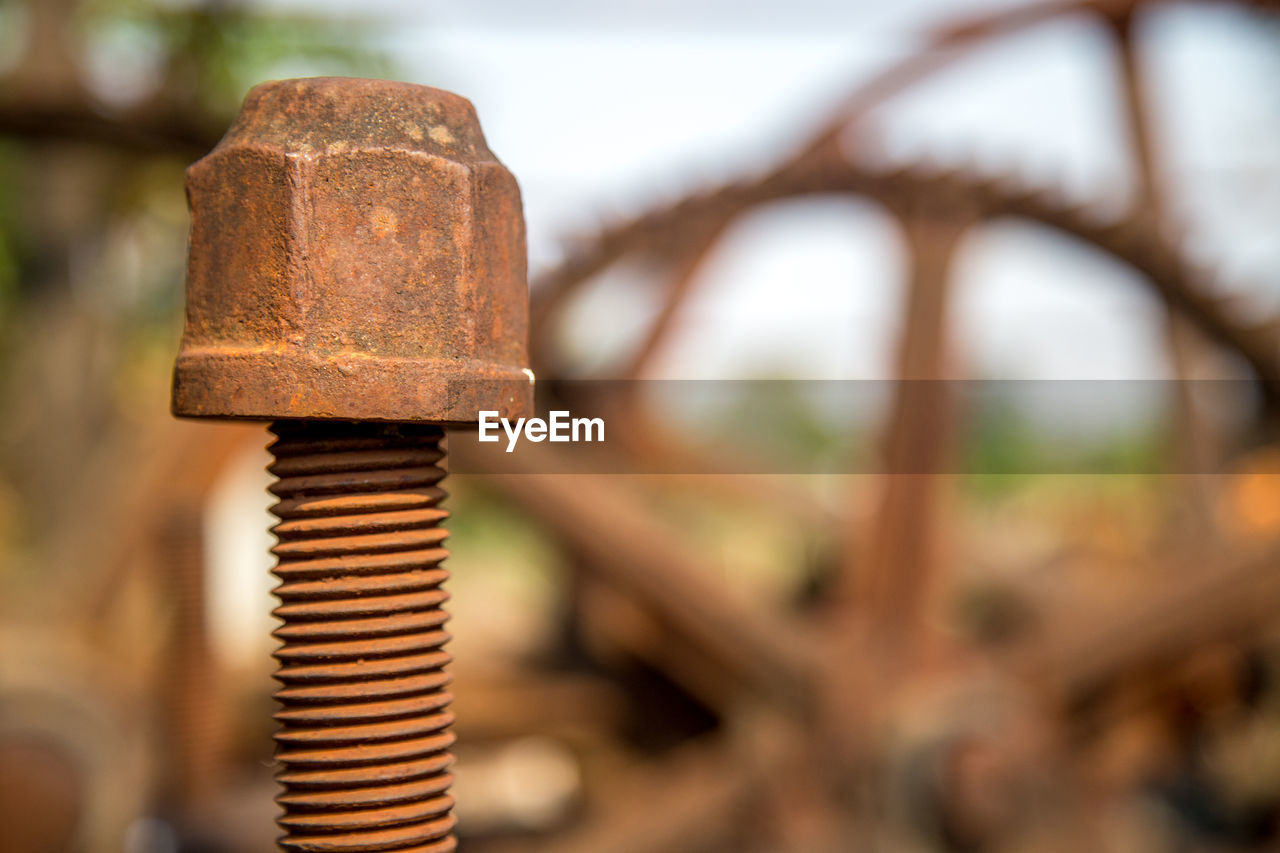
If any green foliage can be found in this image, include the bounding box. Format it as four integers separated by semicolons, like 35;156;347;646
962;393;1161;498
712;380;859;472
76;0;394;117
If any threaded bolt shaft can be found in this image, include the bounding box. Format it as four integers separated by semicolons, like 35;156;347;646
267;420;457;853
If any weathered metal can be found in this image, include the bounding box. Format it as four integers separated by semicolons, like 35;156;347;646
172;76;531;424
172;77;531;852
268;420;457;853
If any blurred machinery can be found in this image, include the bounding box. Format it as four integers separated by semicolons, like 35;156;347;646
1;0;1280;851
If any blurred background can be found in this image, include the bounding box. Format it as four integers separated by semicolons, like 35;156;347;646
2;0;1280;850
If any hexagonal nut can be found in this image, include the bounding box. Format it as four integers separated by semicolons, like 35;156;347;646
171;77;533;424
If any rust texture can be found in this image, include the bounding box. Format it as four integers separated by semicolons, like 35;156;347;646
172;77;532;424
269;420;456;853
171;77;531;851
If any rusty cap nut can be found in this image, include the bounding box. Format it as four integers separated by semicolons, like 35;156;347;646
171;77;533;424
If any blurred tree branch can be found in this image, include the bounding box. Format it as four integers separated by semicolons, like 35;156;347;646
0;0;391;156
0;98;219;156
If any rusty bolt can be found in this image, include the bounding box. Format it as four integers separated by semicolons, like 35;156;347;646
171;77;533;853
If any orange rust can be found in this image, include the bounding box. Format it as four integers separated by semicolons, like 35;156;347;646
171;77;532;424
278;776;455;809
269;420;458;853
168;77;531;852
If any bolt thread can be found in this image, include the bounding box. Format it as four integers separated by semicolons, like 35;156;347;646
268;420;456;853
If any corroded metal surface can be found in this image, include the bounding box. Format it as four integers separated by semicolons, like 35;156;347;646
172;77;532;424
269;421;456;853
170;78;530;851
